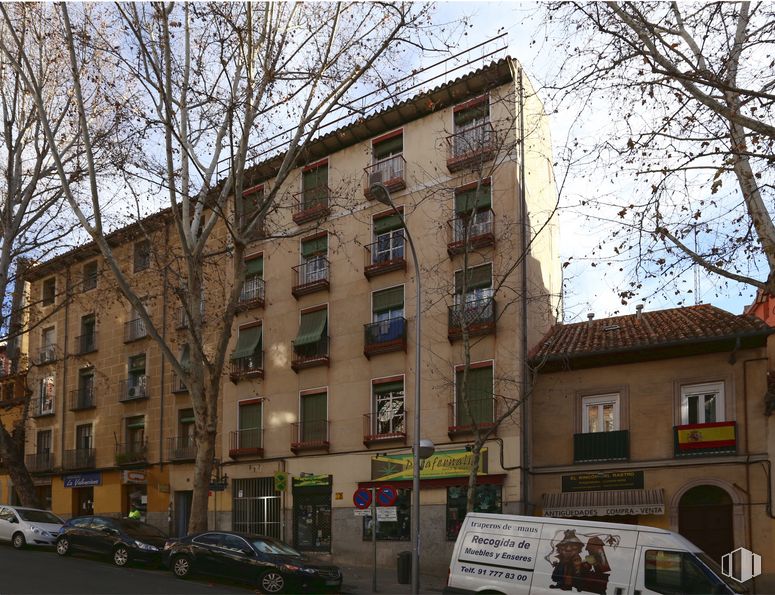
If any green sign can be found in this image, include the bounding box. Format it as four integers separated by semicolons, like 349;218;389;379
292;474;331;488
371;448;488;481
562;470;644;493
274;471;288;492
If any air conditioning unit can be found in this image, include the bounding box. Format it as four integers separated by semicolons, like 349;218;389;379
127;386;145;399
368;170;384;186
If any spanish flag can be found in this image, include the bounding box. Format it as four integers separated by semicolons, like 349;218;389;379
675;421;736;452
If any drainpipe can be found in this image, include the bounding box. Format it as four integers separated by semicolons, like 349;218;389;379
743;356;767;554
60;267;71;467
159;222;170;471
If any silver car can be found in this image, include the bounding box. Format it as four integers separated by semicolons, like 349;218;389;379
0;506;64;548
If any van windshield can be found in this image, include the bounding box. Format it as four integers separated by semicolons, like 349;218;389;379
695;553;748;594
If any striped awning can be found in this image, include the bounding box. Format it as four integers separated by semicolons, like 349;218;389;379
543;488;664;518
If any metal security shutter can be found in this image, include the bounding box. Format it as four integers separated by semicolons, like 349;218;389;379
232;477;281;539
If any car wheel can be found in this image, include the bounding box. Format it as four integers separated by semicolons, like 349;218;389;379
259;570;286;594
55;537;70;556
172;554;191;578
11;532;26;549
113;545;130;567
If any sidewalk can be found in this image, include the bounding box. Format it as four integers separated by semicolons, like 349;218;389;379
338;564;447;594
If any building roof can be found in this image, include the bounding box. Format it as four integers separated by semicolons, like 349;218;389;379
530;304;773;372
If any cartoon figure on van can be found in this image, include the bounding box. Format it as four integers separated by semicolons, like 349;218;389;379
548;529;618;594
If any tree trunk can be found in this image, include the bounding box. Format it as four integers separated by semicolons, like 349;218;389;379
189;426;215;534
0;426;39;508
465;444;482;513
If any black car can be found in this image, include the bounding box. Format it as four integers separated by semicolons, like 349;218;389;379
55;516;167;567
162;531;342;593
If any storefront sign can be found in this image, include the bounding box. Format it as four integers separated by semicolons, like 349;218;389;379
562;471;644;493
292;474;332;488
122;470;147;484
544;503;665;518
63;472;102;488
371;448;488;481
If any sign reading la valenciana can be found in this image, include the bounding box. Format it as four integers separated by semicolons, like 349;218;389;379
63;472;102;488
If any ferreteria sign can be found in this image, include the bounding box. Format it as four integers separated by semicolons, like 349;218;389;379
371;448;488;481
562;471;644;493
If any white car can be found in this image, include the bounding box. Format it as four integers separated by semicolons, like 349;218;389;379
0;506;64;549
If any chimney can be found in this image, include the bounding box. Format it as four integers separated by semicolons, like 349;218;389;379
635;304;644;320
587;313;595;322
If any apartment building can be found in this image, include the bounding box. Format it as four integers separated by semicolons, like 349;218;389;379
529;305;775;588
18;57;561;572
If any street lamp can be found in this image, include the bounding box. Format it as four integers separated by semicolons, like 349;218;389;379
370;182;424;594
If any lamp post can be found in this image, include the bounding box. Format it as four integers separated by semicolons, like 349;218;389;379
370;182;423;594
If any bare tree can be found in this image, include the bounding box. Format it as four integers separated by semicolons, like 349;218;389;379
0;1;445;531
539;1;775;304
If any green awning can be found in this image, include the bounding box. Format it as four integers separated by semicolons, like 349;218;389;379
373;286;404;313
374;381;404;394
301;235;328;258
294;309;327;347
231;326;262;360
374;136;403;159
373;214;403;235
455;187;491;213
245;256;263;276
454;264;492;293
127;418;145;430
179;409;195;424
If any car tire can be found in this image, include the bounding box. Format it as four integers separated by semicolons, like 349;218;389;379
55;537;70;556
171;554;192;578
11;532;26;549
259;570;286;594
112;545;130;567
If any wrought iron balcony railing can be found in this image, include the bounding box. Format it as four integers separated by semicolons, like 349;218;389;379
292;258;330;297
228;428;264;458
62;448;96;471
124;318;148;342
291;336;330;371
291;420;330;453
69;387;96;411
363;317;407;358
448;298;496;341
115;440;147;466
363;154;406;199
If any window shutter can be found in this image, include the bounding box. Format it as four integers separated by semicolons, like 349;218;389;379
179;409;195;424
454;264;492;293
239;403;262;430
374;381;404;394
245;256;263;277
454;102;489;126
454;186;491;213
373;214;403;235
302;393;327;422
301;235;328;258
373;136;403;159
302;165;327;191
456;366;493;425
372;286;404;313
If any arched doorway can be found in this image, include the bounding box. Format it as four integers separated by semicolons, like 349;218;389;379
678;485;733;562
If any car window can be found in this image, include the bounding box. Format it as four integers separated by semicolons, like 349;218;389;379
0;508;15;522
90;518;110;531
118;520;166;539
644;550;725;595
193;533;223;547
221;535;251;553
251;538;302;557
68;517;92;528
17;509;63;524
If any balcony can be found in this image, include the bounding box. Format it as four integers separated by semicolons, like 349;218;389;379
363;318;407;358
674;421;737;457
292;185;330;225
448;298;496;341
25;452;54;474
30;397;55;418
119;378;149;402
292;258;330;297
229;352;264;382
447;209;495;256
363;412;406;446
167;436;197;462
237;276;266;310
74;332;97;355
36;346;58;365
291;336;330;372
574;430;630;463
448;398;497;437
62;448;96;471
291;420;330;453
363;154;406;199
124;318;148;342
115;441;147;466
228;428;264;459
364;233;406;278
171;374;188;394
69;388;96;411
446;122;497;172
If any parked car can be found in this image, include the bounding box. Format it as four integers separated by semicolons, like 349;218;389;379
0;506;64;549
55;515;167;567
162;531;342;593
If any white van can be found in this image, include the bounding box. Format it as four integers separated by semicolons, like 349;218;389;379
445;513;747;594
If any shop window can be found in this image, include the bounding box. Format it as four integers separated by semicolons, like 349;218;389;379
362;487;411;541
42;278;56;306
582;394;620;433
680;382;724;425
446;484;502;540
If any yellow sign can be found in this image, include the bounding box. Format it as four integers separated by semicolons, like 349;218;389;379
371;448;487;481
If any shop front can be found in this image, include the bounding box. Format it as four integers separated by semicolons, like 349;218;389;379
292;474;332;552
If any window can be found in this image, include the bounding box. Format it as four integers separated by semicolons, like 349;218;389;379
373;380;405;436
300;391;327;442
452;97;491;157
582;394;620;433
79;314;96;353
41;327;56;362
366;286;405;348
38;375;55;415
293;308;328;359
36;430;52;455
453;182;493;242
133;240;150;272
241;254;264;303
370;133;404;184
300;235;328;284
680;382;724;425
230;325;262;371
363;488;410;541
301;162;328;210
455;364;494;427
446;485;502;540
126;416;145;446
77;368;95;408
238;401;262;449
42;278;56;306
644;550;736;594
82;261;98;292
243;184;264;220
454;263;493;304
179;409;195;446
76;424;92;450
128;354;147;396
372;214;404;264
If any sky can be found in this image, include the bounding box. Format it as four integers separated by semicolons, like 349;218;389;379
432;1;760;323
